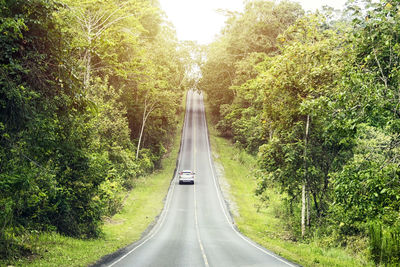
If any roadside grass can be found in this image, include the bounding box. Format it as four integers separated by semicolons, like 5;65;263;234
3;142;179;267
207;123;374;267
1;95;186;267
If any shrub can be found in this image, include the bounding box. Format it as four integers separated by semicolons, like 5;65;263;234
369;221;400;266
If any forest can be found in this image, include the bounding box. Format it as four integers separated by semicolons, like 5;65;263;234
0;0;192;259
2;0;400;265
200;0;400;265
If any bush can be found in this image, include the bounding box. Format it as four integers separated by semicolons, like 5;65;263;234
369;221;400;266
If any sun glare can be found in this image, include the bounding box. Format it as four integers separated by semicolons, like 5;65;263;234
159;0;243;44
158;0;347;44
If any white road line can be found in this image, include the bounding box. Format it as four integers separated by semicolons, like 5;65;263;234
194;183;210;267
107;92;191;267
199;92;297;267
193;93;210;267
108;170;177;266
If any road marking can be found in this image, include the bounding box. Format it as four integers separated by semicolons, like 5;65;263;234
108;160;177;267
107;92;191;267
193;94;210;267
194;184;209;267
199;92;297;267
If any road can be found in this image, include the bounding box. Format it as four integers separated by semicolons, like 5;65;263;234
100;91;297;267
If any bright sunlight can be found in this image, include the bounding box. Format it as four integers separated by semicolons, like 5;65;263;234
159;0;347;44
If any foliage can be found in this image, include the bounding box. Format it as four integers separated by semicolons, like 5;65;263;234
252;14;346;230
329;1;400;262
332;125;400;231
369;221;400;266
0;0;186;260
199;0;303;126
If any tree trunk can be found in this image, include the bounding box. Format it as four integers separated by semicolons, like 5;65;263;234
301;114;310;238
136;98;157;159
84;47;91;89
136;109;147;159
312;191;320;218
84;23;92;89
307;188;310;227
301;183;306;237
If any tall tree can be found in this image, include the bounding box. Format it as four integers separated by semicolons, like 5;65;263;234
255;14;347;235
200;0;303;138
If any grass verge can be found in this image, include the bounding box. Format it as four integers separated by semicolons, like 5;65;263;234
1;95;186;267
207;121;374;267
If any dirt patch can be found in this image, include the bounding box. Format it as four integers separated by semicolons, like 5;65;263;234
104;217;126;225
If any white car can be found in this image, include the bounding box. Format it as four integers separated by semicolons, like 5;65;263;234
179;170;195;184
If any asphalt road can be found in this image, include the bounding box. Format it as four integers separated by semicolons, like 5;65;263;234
102;91;297;267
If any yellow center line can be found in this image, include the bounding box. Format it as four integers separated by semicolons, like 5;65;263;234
193;94;209;267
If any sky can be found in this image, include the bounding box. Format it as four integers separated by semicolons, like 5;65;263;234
158;0;348;44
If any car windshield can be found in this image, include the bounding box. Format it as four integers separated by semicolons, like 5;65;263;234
181;171;192;174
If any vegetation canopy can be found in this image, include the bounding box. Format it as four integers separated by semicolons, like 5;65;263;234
2;0;400;265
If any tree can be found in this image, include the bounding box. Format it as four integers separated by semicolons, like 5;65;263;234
0;0;105;254
136;87;161;159
200;0;303;137
59;0;155;88
254;14;347;237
